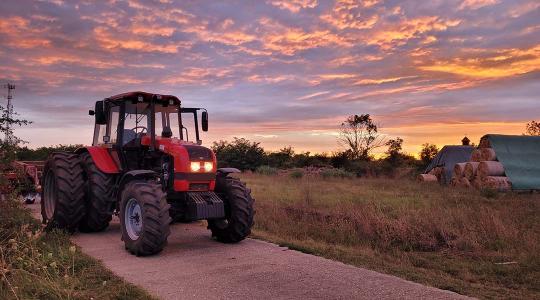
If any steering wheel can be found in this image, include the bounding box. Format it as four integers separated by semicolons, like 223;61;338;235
131;126;147;134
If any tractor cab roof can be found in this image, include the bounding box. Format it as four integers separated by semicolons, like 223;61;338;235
105;91;181;105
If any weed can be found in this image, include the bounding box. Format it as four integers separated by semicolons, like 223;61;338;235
256;165;278;176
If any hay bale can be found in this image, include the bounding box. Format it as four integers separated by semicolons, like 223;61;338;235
472;177;483;189
450;177;459;187
480;148;497;161
471;149;482;162
417;174;438;182
482;176;512;192
478;161;505;178
458;177;471;188
464;162;480;180
479;136;491;148
453;163;466;178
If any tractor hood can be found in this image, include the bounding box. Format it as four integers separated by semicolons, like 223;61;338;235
141;136;217;191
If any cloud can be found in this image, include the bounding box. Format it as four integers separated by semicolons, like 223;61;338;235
267;0;318;13
459;0;499;10
0;0;537;154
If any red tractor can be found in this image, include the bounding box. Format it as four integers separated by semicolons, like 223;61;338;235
41;92;254;256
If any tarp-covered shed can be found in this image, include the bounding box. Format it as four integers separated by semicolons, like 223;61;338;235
425;145;474;184
482;134;540;190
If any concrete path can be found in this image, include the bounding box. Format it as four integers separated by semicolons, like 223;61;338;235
28;203;470;300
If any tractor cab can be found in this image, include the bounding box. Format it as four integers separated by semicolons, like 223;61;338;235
90;91;208;148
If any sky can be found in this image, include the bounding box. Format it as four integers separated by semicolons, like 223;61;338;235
0;0;539;155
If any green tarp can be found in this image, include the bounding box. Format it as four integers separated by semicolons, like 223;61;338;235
485;134;540;190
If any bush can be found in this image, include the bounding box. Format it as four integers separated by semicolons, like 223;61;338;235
256;165;278;175
289;169;304;179
320;168;354;179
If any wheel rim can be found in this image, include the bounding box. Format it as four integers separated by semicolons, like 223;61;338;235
125;198;143;240
43;172;56;219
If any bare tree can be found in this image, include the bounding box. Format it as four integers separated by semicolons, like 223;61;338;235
338;114;385;160
525;121;540;136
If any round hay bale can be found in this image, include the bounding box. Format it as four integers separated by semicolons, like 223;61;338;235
482;176;512;192
417;174;438;182
472;177;483;189
479;137;491;148
478;161;505;178
458;177;471;188
471;149;482;162
480;148;497;161
453;163;466;178
464;162;480;180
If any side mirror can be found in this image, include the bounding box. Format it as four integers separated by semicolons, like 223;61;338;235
95;101;107;124
201;111;208;132
89;110;95;116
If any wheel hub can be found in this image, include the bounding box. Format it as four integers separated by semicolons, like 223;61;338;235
125;198;143;240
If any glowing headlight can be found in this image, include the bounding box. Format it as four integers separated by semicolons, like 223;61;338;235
204;162;213;172
190;162;200;172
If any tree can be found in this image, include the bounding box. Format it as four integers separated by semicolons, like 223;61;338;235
0;102;30;187
419;143;438;167
525;121;540;136
211;137;265;171
384;137;404;167
338;114;385;160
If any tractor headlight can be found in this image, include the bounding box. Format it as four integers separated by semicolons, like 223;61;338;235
190;162;201;172
203;162;213;172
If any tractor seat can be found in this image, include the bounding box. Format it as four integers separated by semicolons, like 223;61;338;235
122;129;137;146
162;126;173;138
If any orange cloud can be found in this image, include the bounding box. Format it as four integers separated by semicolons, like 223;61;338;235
367;16;461;49
258;18;352;55
419;44;540;78
268;0;318;13
459;0;499;10
93;27;181;53
0;16;51;49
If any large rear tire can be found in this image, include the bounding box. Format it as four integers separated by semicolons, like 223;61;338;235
79;152;115;232
41;152;86;232
208;176;254;243
119;180;171;256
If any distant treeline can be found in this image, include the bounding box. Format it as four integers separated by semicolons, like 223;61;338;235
14;138;438;177
212;137;437;177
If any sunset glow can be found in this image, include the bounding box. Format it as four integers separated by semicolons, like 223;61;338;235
0;0;538;155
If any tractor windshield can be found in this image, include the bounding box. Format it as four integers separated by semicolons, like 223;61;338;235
122;102;181;145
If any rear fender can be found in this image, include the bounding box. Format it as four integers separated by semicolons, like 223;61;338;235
77;147;120;174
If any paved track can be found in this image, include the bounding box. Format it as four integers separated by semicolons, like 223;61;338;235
29;203;470;300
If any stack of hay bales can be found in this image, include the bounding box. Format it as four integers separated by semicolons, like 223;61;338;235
451;142;512;191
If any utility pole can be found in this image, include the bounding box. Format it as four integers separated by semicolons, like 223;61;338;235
4;83;15;143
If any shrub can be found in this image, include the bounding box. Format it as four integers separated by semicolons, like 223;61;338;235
256;165;278;175
289;169;304;179
320;168;354;179
480;188;498;199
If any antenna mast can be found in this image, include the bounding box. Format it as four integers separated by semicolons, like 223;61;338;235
4;83;15;143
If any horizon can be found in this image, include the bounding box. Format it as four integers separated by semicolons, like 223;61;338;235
1;0;538;154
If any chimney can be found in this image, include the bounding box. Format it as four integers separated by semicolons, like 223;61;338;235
462;136;470;146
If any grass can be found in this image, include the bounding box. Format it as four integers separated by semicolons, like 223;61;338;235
241;173;540;299
0;196;155;300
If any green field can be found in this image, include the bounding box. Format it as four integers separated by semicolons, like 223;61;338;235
242;173;540;299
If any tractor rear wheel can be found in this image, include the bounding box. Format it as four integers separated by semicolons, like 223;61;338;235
208;176;254;243
119;180;171;256
79;152;114;232
41;152;86;232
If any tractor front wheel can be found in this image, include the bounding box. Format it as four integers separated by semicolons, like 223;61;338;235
41;152;86;232
208;176;254;243
119;180;171;256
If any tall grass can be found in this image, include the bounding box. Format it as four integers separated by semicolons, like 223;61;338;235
0;196;154;300
242;173;540;299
